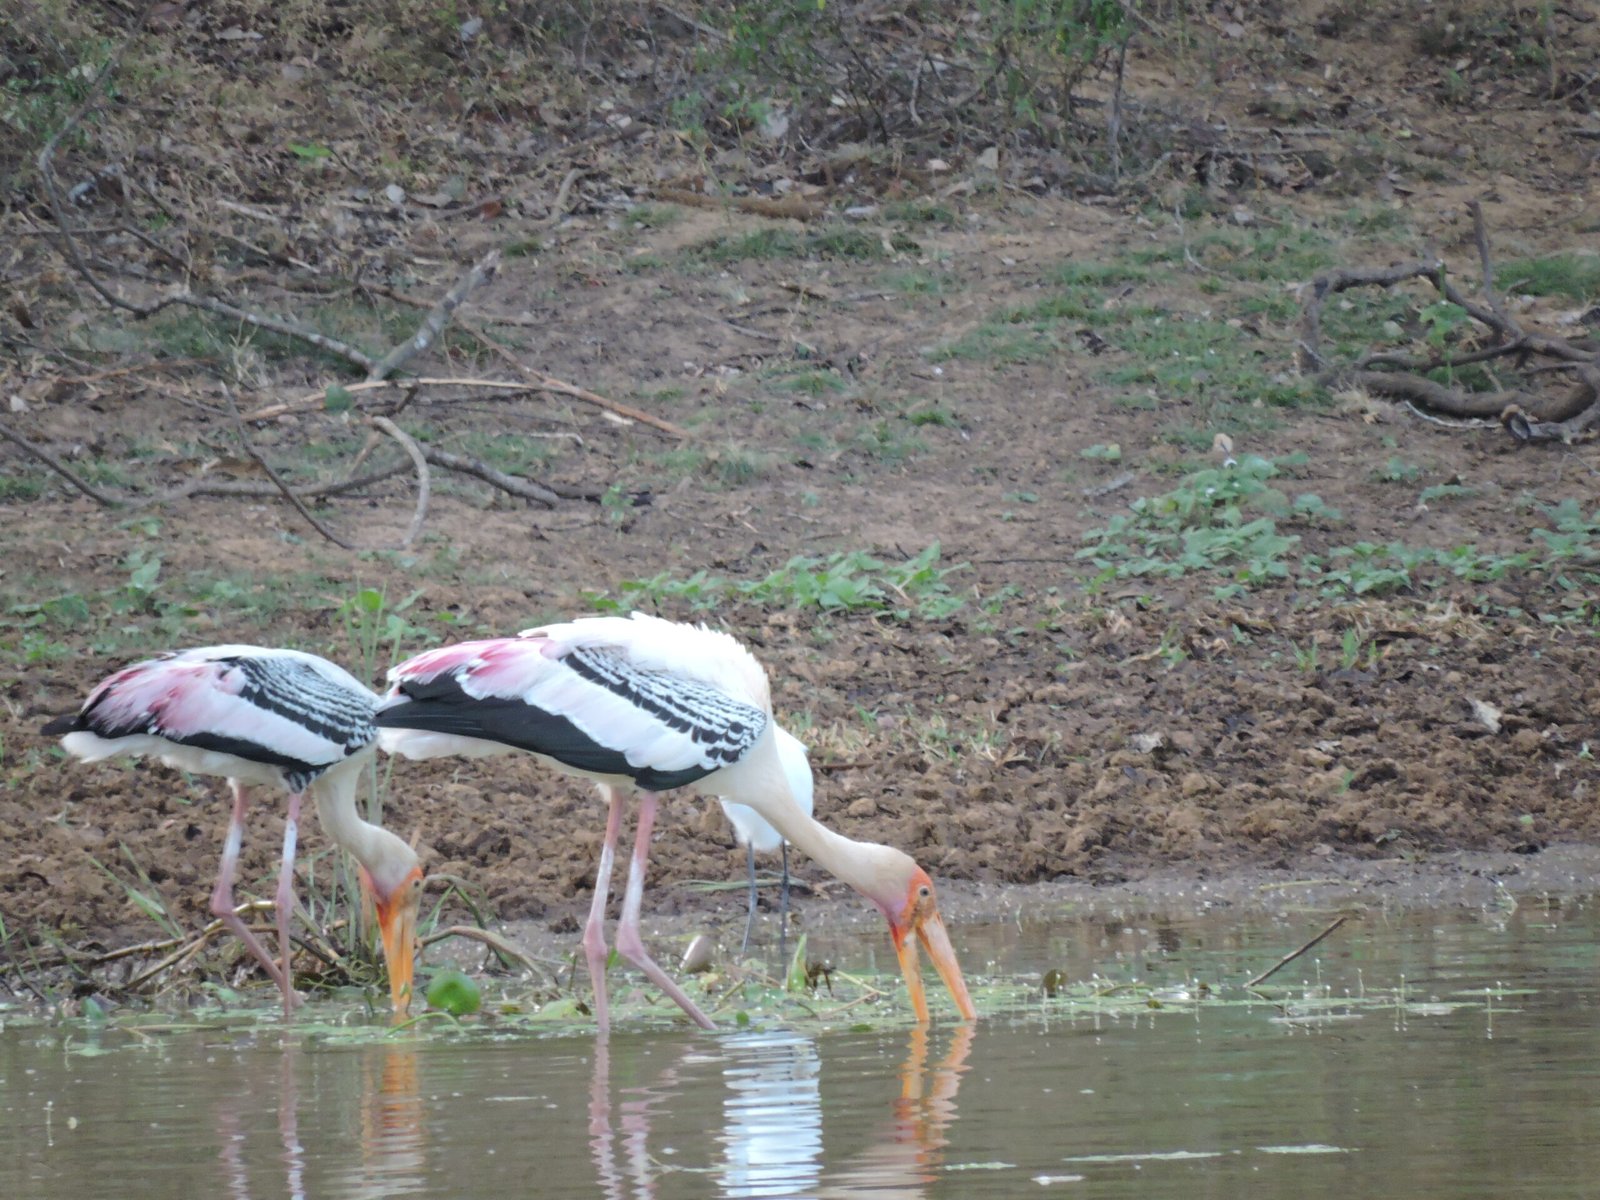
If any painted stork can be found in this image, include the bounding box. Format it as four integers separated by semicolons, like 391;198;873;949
42;645;423;1017
375;613;976;1031
720;724;812;956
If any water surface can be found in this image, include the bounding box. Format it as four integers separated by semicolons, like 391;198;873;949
5;901;1600;1198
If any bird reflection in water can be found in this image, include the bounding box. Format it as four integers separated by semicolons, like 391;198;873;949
586;1025;973;1199
817;1023;974;1199
718;1029;823;1198
589;1037;689;1200
214;1042;427;1200
216;1043;309;1200
339;1045;427;1197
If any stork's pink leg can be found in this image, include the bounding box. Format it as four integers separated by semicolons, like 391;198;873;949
210;780;295;1003
614;791;716;1030
582;784;627;1033
272;789;304;1017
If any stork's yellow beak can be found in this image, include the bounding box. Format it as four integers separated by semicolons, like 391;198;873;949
894;907;976;1024
372;868;423;1019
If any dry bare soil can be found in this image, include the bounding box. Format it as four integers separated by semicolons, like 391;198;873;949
2;3;1599;991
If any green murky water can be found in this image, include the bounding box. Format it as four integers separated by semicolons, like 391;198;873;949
5;901;1600;1198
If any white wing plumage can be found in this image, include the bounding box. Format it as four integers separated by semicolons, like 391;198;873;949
720;726;813;853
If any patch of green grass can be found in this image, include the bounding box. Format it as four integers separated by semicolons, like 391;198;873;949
883;199;957;225
1501;254;1600;303
929;322;1059;364
884;268;951;295
625;203;682;230
852;420;926;465
1080;456;1600;609
1376;456;1423;483
770;369;849;396
903;403;960;428
1131;224;1338;284
0;473;47;501
687;225;916;266
589;543;967;622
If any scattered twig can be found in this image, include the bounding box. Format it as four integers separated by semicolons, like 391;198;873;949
1245;914;1350;988
419;447;560;507
456;319;691;439
419;925;561;985
1299;213;1600;435
179;291;377;372
0;418;123;505
222;388;357;549
368;416;431;546
545;168;584;226
366;249;501;382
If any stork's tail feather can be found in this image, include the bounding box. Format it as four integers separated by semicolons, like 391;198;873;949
40;712;85;737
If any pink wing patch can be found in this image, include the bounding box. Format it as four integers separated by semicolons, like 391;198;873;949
388;638;560;701
87;657;243;736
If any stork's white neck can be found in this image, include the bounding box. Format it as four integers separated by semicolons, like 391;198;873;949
312;757;418;897
707;732;900;906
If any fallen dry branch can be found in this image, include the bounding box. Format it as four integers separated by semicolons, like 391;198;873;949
366;249;501;382
420;925;561;985
420;447;560;507
223;388;357;550
456;319;691;439
0;418;125;506
369;416;432;546
655;186;826;222
1299;205;1600;439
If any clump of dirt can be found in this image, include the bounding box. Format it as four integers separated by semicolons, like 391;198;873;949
2;2;1600;999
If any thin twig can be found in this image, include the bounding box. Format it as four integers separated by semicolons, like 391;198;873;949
457;319;691;439
1245;914;1350;988
0;418;123;505
545;168;584;226
420;925;561;985
222;388;356;549
177;292;376;372
420;447;560;507
368;416;431;546
367;249;501;382
1467;199;1511;329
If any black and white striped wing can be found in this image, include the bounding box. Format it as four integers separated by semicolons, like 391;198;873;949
378;637;767;790
45;645;377;791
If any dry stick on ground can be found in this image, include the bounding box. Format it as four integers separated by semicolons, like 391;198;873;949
221;388;357;550
368;416;431;546
366;249;501;383
1245;914;1351;988
420;925;562;985
1299;217;1600;433
456;318;691;439
0;418;125;505
418;447;559;507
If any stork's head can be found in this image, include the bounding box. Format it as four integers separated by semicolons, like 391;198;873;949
858;849;976;1024
360;854;424;1018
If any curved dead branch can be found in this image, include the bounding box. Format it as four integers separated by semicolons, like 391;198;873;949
368;416;431;548
1299;204;1600;441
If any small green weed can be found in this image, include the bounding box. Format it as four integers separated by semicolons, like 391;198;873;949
1501;254;1600;302
593;544;967;621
